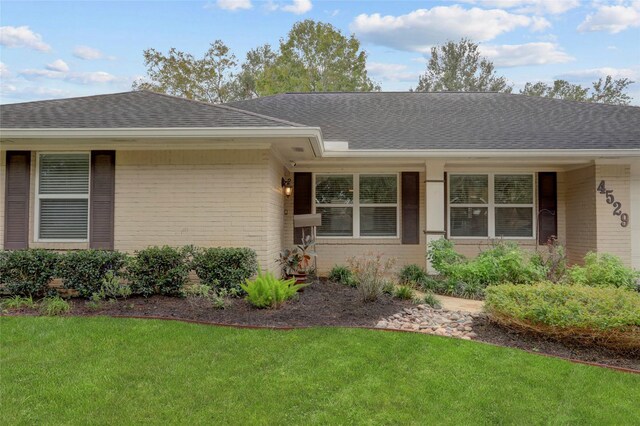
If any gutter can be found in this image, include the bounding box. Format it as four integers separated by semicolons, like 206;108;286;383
0;127;326;158
322;148;640;158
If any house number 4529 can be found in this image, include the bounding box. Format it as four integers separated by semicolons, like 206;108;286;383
597;180;629;227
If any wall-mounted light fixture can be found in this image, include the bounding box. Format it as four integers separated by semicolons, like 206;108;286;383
281;177;293;197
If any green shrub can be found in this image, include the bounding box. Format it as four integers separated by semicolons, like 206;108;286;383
128;246;190;297
39;296;71;316
328;265;355;286
398;264;428;286
0;249;60;297
427;239;465;274
182;284;226;309
394;285;414;300
348;253;396;302
428;240;547;297
485;283;640;350
192;247;257;293
422;292;442;309
90;271;132;302
1;295;36;310
241;270;306;308
57;250;128;298
567;252;639;291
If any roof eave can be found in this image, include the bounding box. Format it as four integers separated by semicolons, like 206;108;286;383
321;148;640;158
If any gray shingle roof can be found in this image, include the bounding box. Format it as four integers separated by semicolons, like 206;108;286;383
0;90;300;129
229;92;640;150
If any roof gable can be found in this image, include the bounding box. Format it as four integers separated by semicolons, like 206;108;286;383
0;90;301;129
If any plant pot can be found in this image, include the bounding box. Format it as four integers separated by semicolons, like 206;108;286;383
292;273;308;285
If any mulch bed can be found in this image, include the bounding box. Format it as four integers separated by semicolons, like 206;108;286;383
6;280;414;328
472;316;639;371
3;279;638;371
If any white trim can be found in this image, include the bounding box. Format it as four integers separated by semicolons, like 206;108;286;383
447;172;536;240
322;148;640;158
313;172;400;239
35;152;91;243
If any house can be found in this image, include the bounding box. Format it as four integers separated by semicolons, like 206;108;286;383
1;90;639;274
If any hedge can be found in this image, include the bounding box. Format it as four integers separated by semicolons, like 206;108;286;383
0;249;59;297
192;247;257;293
485;283;640;351
57;250;129;298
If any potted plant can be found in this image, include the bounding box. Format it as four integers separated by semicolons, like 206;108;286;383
277;235;316;284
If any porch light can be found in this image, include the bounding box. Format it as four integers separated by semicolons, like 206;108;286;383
281;177;293;197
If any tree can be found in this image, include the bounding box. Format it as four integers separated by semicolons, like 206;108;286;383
132;40;239;103
520;76;634;105
415;39;511;93
256;20;379;95
234;44;277;100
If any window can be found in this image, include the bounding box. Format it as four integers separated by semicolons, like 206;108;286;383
449;173;534;238
37;153;90;240
315;174;398;237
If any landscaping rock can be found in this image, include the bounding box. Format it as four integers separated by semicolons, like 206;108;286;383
376;304;483;340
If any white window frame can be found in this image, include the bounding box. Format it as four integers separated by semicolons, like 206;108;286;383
35;152;91;243
448;172;536;240
313;173;400;239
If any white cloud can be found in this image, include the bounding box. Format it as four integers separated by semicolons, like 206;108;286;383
578;3;640;33
281;0;312;14
209;0;252;11
350;6;550;53
0;84;70;101
73;45;105;60
0;62;11;78
557;67;638;81
367;62;420;82
46;59;70;73
464;0;580;15
20;67;118;85
480;42;574;67
0;26;51;52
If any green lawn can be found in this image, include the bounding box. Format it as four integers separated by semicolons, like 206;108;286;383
1;317;638;425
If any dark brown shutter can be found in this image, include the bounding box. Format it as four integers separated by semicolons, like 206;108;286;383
538;172;557;245
90;151;115;249
293;172;312;244
4;151;31;249
401;172;420;244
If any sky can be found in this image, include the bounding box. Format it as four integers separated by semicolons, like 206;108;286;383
1;0;639;105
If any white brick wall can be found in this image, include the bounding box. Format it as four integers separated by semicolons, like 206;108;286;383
284;170;427;275
565;165;598;264
113;149;279;272
594;164;631;265
0;150;5;249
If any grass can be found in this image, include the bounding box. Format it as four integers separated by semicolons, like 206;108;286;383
1;317;639;425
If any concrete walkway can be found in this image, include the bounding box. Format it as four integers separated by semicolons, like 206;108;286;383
435;294;484;314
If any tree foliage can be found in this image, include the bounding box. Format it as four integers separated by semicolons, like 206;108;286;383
133;20;378;102
415;39;511;93
521;76;634;105
257;20;378;95
132;40;239;103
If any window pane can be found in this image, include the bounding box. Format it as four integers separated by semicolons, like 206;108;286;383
495;175;533;204
39;199;88;239
450;207;488;237
315;175;353;205
39;154;90;194
450;175;488;204
495;207;533;237
317;207;353;236
360;175;397;204
360;207;397;237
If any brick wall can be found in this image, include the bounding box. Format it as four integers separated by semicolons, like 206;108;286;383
113;149;278;272
594;164;631;265
284;170;426;275
564;165;598;264
0;150;5;250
